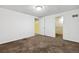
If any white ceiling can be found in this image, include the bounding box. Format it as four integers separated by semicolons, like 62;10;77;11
0;5;79;17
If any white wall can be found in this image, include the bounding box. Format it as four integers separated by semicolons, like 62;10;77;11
0;8;35;44
40;9;79;42
63;9;79;42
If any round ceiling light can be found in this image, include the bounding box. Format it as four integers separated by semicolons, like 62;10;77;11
35;6;44;11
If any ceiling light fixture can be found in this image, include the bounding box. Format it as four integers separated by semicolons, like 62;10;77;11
35;6;44;11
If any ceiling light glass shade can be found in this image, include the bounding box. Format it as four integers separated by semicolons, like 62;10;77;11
34;6;44;11
36;6;42;11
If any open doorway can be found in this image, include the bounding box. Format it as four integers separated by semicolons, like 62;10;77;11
55;16;63;46
34;18;40;35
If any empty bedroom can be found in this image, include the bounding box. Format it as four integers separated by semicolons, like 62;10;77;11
0;5;79;53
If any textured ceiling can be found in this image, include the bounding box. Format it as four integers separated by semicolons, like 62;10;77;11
0;5;79;17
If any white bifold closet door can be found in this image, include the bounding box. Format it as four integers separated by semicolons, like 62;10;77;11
39;16;55;37
39;17;45;35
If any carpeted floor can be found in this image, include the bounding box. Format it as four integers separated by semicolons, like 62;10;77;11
0;35;79;53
